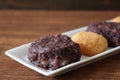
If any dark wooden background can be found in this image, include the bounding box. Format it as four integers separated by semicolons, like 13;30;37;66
0;0;120;10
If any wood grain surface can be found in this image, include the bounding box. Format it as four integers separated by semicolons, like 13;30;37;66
0;10;120;80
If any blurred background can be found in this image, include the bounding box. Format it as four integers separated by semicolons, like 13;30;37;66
0;0;120;10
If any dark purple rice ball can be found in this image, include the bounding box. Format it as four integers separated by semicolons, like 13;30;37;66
28;34;81;70
86;21;120;47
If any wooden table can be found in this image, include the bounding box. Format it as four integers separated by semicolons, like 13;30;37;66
0;10;120;80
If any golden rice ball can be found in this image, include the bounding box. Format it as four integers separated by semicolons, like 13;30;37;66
112;16;120;23
71;32;108;56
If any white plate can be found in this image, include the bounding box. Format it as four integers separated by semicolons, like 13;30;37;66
5;27;120;77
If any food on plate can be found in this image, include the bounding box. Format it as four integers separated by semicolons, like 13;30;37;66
28;34;81;70
112;16;120;23
86;22;120;47
71;32;108;56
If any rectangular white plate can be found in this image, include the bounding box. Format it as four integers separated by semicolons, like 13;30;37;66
5;27;120;77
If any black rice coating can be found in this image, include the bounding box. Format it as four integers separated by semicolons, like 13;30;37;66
86;22;120;47
28;34;81;70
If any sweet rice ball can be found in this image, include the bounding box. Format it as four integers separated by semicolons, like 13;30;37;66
28;34;81;70
112;16;120;23
86;22;120;47
71;32;108;56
